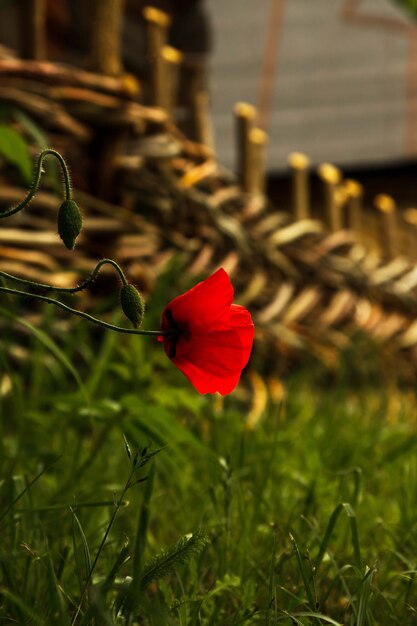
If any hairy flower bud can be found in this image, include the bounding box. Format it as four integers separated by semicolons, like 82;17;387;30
57;199;82;250
120;284;145;328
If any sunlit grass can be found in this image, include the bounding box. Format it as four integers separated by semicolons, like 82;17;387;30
1;285;417;624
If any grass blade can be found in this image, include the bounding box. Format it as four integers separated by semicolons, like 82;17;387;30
0;457;61;525
71;507;92;593
0;305;88;402
290;533;319;619
0;587;45;625
44;551;71;626
315;503;362;574
356;567;375;626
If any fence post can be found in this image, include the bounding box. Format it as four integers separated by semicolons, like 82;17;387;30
288;152;310;220
18;0;46;60
89;0;126;76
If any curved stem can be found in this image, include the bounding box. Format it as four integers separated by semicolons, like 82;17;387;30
0;148;72;219
0;285;168;336
71;462;137;626
0;258;128;293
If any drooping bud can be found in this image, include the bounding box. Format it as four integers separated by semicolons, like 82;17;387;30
120;284;145;328
57;199;82;250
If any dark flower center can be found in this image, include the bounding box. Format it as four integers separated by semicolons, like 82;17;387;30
165;309;181;358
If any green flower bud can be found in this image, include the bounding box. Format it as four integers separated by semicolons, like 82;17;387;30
57;199;82;250
120;283;145;328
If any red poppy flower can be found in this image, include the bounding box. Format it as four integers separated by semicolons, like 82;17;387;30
158;268;254;395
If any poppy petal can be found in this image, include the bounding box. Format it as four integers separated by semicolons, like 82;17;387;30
172;359;242;395
159;268;254;395
163;268;233;331
170;324;254;395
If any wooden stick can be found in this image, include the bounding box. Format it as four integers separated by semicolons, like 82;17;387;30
374;194;398;259
184;61;213;148
0;58;138;97
234;102;256;192
247;128;268;196
344;179;363;232
403;208;417;261
192;90;214;148
288;152;310;220
156;46;183;115
143;6;171;106
0;86;91;140
143;6;171;57
89;0;126;76
317;163;343;232
18;0;46;60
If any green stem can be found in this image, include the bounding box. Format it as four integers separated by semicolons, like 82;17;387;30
0;285;168;336
70;464;137;626
0;258;128;293
0;148;72;219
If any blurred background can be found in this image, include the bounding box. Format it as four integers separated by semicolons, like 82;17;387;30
1;0;417;206
211;0;413;169
2;0;417;371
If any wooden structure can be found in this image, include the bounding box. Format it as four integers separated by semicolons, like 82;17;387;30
1;3;417;395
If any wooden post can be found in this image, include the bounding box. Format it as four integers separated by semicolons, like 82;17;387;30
247;128;268;196
403;208;417;261
88;0;127;200
154;46;182;115
143;6;171;106
344;179;363;232
374;194;398;259
192;90;214;148
317;163;343;232
288;152;310;220
18;0;46;60
143;6;171;59
234;102;256;192
184;61;213;148
89;0;126;76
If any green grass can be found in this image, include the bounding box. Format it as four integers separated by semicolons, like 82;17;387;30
1;285;417;624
